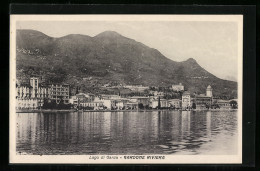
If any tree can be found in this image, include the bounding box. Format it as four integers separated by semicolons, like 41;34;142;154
230;100;238;109
42;98;56;109
76;86;79;94
158;97;161;109
138;103;144;109
192;102;196;109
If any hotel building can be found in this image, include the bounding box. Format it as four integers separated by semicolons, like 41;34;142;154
16;77;70;109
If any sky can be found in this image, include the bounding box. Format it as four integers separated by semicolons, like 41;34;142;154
17;21;239;81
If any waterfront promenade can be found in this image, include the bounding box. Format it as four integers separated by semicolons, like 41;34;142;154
16;108;237;113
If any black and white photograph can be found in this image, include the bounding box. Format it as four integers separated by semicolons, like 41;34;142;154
9;15;243;164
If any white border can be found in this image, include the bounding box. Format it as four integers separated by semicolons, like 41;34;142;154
10;15;243;164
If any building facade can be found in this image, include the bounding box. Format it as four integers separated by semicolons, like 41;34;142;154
182;91;191;109
215;99;231;109
151;99;169;109
172;83;184;92
206;85;213;97
16;77;70;109
169;99;181;109
195;85;213;109
49;84;70;104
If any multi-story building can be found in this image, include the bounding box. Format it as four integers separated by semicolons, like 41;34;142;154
129;96;150;106
16;77;70;109
195;85;213;109
16;84;32;99
49;84;70;104
195;95;213;109
16;98;38;109
151;98;169;109
182;91;191;109
169;99;181;109
70;93;96;108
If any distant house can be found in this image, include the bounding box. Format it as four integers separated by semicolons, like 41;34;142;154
124;85;149;92
172;83;184;92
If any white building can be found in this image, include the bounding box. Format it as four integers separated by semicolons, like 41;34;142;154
206;85;213;97
151;99;169;109
16;98;39;109
124;85;149;92
169;99;181;109
172;83;184;92
182;91;191;109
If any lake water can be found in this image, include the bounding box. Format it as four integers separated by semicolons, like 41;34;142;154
16;110;238;155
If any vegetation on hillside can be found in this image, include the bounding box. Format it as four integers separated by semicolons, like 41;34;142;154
16;29;237;99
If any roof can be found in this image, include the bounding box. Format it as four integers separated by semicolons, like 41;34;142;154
182;91;190;95
216;99;230;103
196;95;212;99
130;96;149;99
169;99;181;101
152;99;167;101
207;85;212;89
18;83;32;88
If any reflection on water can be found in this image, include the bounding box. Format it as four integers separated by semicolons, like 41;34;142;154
16;110;238;155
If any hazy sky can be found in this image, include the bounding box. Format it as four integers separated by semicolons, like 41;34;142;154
17;21;238;81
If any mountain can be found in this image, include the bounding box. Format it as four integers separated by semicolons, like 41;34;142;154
16;29;237;99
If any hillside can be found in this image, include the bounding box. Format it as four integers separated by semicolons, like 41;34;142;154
16;29;237;99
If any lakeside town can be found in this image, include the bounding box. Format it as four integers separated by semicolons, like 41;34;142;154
16;77;238;112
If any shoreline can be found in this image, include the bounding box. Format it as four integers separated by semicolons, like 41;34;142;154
16;108;237;113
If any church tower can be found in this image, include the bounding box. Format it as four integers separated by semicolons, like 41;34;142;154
206;85;213;97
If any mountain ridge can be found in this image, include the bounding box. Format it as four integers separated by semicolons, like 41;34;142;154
16;29;237;99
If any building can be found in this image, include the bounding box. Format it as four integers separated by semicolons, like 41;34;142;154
172;83;184;92
195;85;213;109
151;98;169;109
129;96;150;106
16;81;40;109
124;102;138;109
69;93;95;108
29;77;51;99
16;84;32;99
124;85;149;92
49;84;70;104
206;85;213;97
16;97;39;109
215;99;231;109
195;95;213;109
80;97;104;110
169;99;181;109
99;94;121;100
182;91;191;109
114;100;124;109
16;77;70;110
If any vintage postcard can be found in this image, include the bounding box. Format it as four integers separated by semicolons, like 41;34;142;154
10;15;243;164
